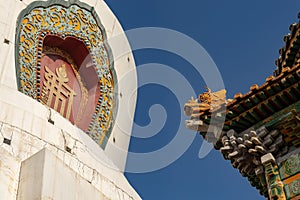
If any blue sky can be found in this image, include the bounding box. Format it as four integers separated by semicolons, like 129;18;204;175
105;1;300;199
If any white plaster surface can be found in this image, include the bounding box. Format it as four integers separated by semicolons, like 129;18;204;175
0;0;137;171
18;148;106;200
0;88;140;199
0;0;140;199
0;147;20;200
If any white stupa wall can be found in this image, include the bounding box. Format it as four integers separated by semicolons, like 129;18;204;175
0;0;140;199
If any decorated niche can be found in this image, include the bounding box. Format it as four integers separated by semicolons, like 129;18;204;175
15;0;117;149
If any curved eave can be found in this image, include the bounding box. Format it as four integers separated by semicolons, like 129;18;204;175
205;64;300;133
275;13;300;76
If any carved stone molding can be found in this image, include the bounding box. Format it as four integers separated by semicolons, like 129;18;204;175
218;127;287;197
261;153;287;200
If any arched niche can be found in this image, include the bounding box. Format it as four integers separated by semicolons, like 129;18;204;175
15;0;117;149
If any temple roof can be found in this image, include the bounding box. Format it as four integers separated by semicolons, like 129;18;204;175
188;13;300;140
275;13;300;75
184;12;300;199
220;64;300;132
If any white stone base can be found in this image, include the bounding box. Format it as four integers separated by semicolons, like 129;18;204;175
0;120;140;200
18;148;106;200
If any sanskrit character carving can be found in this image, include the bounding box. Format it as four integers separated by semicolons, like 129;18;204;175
41;65;76;120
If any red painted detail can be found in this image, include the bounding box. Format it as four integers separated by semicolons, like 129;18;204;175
40;35;101;131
